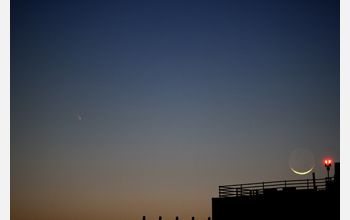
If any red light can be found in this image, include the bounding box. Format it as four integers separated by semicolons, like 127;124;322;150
324;159;332;167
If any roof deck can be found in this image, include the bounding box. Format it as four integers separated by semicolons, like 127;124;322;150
218;177;334;198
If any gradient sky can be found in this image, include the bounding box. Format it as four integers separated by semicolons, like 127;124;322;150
11;1;340;219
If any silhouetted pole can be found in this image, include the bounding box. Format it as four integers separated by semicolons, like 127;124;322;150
312;172;317;190
143;216;145;220
208;217;211;220
327;166;330;179
159;216;162;220
192;217;194;220
324;159;332;181
176;217;178;220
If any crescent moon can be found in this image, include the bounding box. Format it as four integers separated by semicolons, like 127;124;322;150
290;166;314;175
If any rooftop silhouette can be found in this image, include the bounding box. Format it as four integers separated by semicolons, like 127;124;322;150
212;162;340;220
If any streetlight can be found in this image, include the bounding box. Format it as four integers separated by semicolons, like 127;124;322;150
324;159;332;180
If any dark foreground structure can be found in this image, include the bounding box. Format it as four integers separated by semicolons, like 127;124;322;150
212;162;340;220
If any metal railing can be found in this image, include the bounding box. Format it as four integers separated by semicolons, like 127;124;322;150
219;177;333;198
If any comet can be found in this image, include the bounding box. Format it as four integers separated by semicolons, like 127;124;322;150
75;111;82;120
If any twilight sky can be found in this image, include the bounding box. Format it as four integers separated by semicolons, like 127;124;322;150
11;1;340;219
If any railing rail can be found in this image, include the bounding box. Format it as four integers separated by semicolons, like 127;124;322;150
219;177;333;198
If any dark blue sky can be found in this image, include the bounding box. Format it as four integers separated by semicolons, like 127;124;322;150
11;1;340;219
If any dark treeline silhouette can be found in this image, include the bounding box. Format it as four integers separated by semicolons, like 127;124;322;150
142;216;211;220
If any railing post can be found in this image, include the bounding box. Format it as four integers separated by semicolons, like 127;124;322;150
192;217;195;220
159;216;162;220
263;182;264;191
307;179;309;189
240;184;243;196
208;217;211;220
176;217;178;220
313;172;317;191
143;216;145;220
285;180;286;188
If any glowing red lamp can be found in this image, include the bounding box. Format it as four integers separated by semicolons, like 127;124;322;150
324;159;332;167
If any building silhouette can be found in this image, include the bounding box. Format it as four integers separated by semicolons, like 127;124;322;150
212;162;340;220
